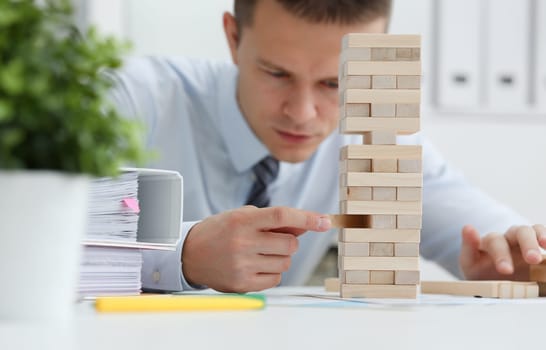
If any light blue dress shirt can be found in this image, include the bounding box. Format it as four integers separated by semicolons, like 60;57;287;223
108;57;528;291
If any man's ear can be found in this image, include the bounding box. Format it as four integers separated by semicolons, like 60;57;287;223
223;12;240;65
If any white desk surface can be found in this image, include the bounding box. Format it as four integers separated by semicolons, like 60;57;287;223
1;286;545;350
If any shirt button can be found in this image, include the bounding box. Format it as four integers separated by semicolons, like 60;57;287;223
152;270;161;283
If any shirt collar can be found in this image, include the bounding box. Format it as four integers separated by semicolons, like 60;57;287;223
219;65;269;173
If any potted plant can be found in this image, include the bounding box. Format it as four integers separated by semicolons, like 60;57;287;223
0;0;146;322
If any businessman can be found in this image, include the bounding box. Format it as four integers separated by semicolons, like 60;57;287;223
109;0;545;293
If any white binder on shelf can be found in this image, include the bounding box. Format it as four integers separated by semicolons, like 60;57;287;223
485;0;531;112
436;0;482;110
536;0;546;110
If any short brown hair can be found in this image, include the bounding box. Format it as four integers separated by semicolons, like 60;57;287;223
234;0;392;29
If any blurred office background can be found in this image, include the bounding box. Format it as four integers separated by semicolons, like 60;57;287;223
76;0;546;280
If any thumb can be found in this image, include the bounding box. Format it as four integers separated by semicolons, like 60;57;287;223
459;224;482;269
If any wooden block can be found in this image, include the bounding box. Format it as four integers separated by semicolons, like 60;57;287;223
324;277;340;292
369;215;396;229
362;131;397;145
397;187;422;201
394;243;419;257
529;264;546;282
371;48;397;61
342;172;423;188
398;159;422;173
370;103;396;117
340;186;372;200
412;48;421;60
341;257;419;271
397;76;421;89
397;215;422;229
341;200;422;215
341;284;418;298
372;159;398;172
344;61;421;77
343;271;370;284
339;242;370;257
395;270;420;285
369;243;394;257
539;282;546;297
421;281;539;299
329;214;369;228
345;89;421;104
342;145;422;160
340;47;371;62
370;271;394;284
340;228;421;243
340;103;370;117
340;117;420;135
340;159;372;172
396;103;420;117
372;75;397;89
372;187;397;201
526;284;540;297
342;34;421;49
395;48;413;60
340;75;371;90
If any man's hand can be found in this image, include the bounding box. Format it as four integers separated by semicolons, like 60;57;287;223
460;224;546;280
181;206;332;293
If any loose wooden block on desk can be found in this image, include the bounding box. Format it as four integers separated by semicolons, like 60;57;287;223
345;89;421;104
341;200;422;216
340;103;370;117
369;242;394;257
397;76;421;89
340;186;372;200
324;277;340;292
341;172;423;188
340;75;371;90
343;34;421;49
420;281;539;299
370;270;394;284
341;284;417;298
372;187;397;201
397;187;422;201
398;159;422;173
341;145;422;160
396;103;420;117
372;159;398;172
372;75;397;89
397;215;422;229
394;243;419;257
339;228;421;243
395;270;420;285
371;48;397;61
343;271;370;284
370;103;396;117
362;131;397;145
339;242;370;257
340;117;420;135
341;256;419;271
340;159;372;172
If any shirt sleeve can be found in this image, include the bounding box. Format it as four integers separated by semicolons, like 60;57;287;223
420;136;529;278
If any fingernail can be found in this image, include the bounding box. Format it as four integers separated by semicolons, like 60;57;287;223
318;217;331;230
498;260;513;273
526;249;541;262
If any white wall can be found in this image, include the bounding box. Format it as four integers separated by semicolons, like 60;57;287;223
85;0;545;224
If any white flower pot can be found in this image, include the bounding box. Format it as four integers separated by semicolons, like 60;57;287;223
0;171;89;322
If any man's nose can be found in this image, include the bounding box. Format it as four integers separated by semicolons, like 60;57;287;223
282;86;318;123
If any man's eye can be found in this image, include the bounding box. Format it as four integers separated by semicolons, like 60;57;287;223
267;70;288;78
322;81;338;89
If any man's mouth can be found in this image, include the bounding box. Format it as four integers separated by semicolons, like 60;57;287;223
275;129;313;143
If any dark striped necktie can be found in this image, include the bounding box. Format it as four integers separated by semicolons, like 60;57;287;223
245;156;279;208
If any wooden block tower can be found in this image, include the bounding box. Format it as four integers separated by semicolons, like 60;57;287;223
337;34;422;298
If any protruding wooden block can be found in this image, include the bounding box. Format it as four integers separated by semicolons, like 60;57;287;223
342;172;423;188
394;243;419;257
372;159;398;172
341;257;419;271
343;34;421;49
341;117;420;135
343;271;370;284
340;159;372;172
397;187;422;201
340;186;372;200
344;61;421;77
370;271;394;284
362;131;397;145
398;159;422;173
324;277;340;292
342;145;422;160
397;76;421;89
369;215;396;229
372;75;397;89
421;281;539;299
329;214;369;228
370;243;394;257
371;103;396;117
340;47;371;62
339;242;370;257
397;215;422;229
340;228;421;243
372;187;397;201
395;270;420;285
371;48;397;61
341;200;422;215
341;284;418;298
345;89;421;104
340;103;370;117
396;103;420;117
340;75;371;90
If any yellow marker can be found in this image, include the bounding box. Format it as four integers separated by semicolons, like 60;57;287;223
95;294;266;313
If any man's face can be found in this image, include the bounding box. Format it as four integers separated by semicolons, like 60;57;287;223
224;0;387;163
